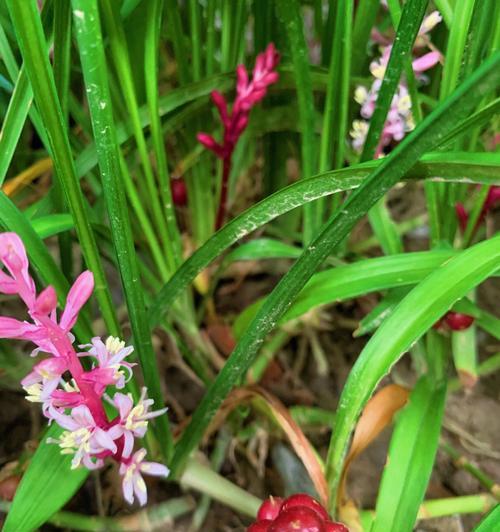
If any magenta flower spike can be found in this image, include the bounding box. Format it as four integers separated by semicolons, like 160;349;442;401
0;232;168;506
198;43;280;229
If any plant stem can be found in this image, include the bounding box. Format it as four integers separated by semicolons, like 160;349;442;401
180;457;261;518
361;494;496;528
440;441;500;499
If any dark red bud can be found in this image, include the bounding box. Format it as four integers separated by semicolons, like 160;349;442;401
257;496;284;521
171;179;187;206
269;506;325;532
280;493;329;522
445;312;474;331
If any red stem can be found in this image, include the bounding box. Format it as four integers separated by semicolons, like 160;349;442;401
215;154;232;230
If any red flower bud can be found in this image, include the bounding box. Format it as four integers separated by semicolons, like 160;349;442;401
268;506;326;532
280;493;329;522
444;312;474;331
257;496;284;521
170;179;187;206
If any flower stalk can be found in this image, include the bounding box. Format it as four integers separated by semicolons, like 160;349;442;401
198;43;280;229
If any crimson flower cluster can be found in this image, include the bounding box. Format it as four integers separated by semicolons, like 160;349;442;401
248;494;349;532
198;42;280;228
0;233;168;505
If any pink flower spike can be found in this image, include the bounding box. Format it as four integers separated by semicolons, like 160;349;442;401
111;387;168;459
0;232;36;306
119;448;169;506
34;286;58;316
80;336;135;390
412;51;441;74
197;132;224;157
211;90;230;127
0;268;18;295
21;357;68;388
49;389;85;409
0;317;41;339
49;405;118;469
236;65;249;95
59;271;94;331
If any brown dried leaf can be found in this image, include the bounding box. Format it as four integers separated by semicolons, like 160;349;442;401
205;385;328;506
338;383;410;507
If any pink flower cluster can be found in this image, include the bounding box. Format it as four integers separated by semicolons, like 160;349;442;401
198;43;280;229
0;233;168;506
351;11;442;156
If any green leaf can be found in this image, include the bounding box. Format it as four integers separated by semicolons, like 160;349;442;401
31;214;74;239
6;0;120;336
171;52;500;479
149;151;500;328
3;425;88;532
326;233;500;511
372;376;447;531
223;238;303;264
144;0;182;270
275;0;318;242
354;288;410;337
71;0;173;459
351;0;380;75
363;0;429;255
100;0;173;262
0;69;34;187
473;504;500;531
234;251;456;337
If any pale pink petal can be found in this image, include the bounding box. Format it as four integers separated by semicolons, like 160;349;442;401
140;461;169;477
113;392;133;419
412;51;441;73
50;408;80;431
122;430;135;458
72;405;96;428
134;473;148;506
60;271;94;331
94;428;118;453
122;474;134;504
